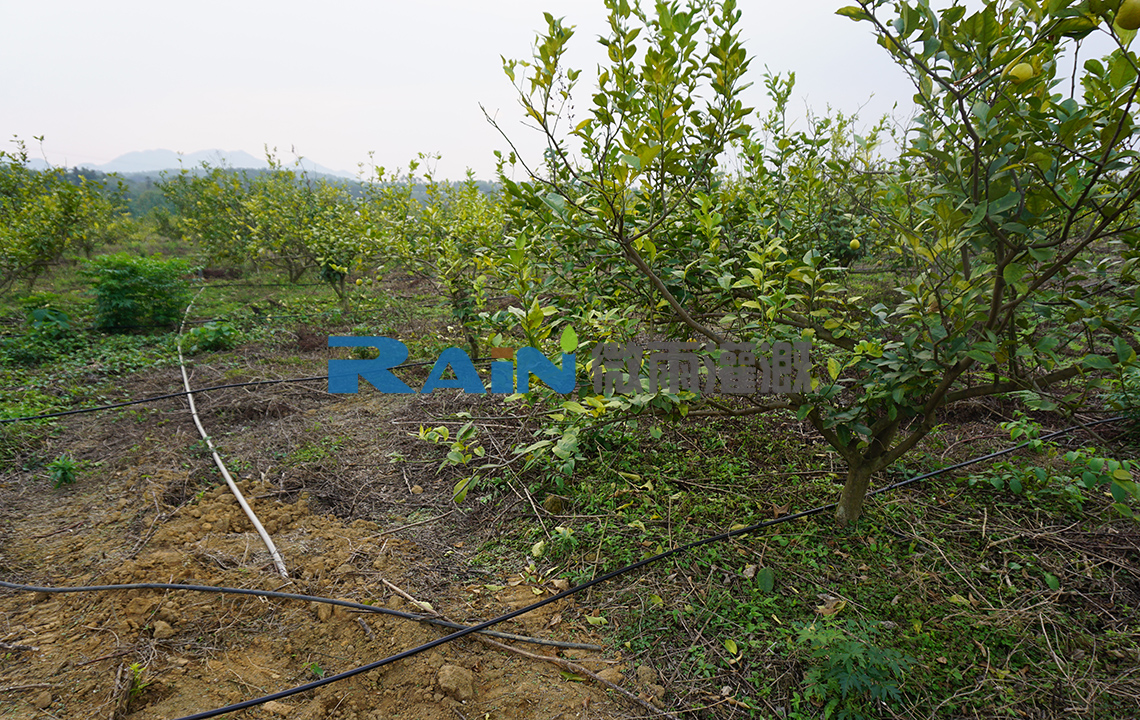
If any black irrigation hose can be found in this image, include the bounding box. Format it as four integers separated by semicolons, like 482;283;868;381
2;376;329;424
868;415;1126;498
190;282;328;288
2;356;502;425
0;417;1126;716
0;581;599;651
60;415;1122;720
2;304;429;335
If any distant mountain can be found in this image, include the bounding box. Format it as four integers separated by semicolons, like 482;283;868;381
28;149;355;179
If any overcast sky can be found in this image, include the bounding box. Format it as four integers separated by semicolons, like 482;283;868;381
1;1;1108;181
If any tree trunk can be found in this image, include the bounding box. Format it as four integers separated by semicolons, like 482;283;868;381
836;461;875;526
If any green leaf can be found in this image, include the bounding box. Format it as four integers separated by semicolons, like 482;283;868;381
965;202;988;227
560;325;578;353
1053;15;1098;39
971;100;990;125
989;190;1021;216
967;349;995;364
452;477;473;503
1002;263;1027;284
457;422;476;442
1082;354;1114;370
1114;337;1134;364
516;439;553;455
835;5;871;20
1109;481;1131;503
827;357;841;380
1112;478;1140;501
1044;573;1060;591
1110;503;1135;519
543;193;567;213
758;566;775;593
724;638;739;655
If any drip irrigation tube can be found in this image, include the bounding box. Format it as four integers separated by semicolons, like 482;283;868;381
0;410;1121;715
0;581;599;651
0;376;329;424
867;416;1127;497
1;360;496;425
11;415;1116;720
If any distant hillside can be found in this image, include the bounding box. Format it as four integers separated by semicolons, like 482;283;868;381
27;148;355;179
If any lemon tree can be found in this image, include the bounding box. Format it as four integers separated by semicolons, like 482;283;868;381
363;157;505;357
1;140;127;289
496;0;1140;524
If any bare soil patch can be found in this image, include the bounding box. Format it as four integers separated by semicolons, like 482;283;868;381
0;356;653;719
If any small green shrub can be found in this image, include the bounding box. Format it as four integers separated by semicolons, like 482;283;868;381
127;661;151;700
181;322;240;354
0;294;79;366
1106;366;1140;420
48;454;78;488
965;413;1140;517
19;293;72;338
27;307;72;338
1;307;77;367
85;253;193;332
793;619;915;720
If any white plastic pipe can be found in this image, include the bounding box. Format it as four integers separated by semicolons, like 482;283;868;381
177;297;288;577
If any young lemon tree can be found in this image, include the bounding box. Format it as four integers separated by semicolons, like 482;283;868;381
489;0;754;336
363;157;505;357
245;155;366;294
794;0;1140;523
157;163;254;266
496;0;1140;524
1;141;126;289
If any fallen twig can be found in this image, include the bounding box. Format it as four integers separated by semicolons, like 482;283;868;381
31;521;85;539
75;649;133;668
376;577;601;650
0;683;54;692
355;617;376;641
379;510;456;536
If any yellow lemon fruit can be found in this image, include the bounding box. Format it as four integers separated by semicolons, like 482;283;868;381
1009;63;1035;84
1118;0;1140;30
849;239;861;251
